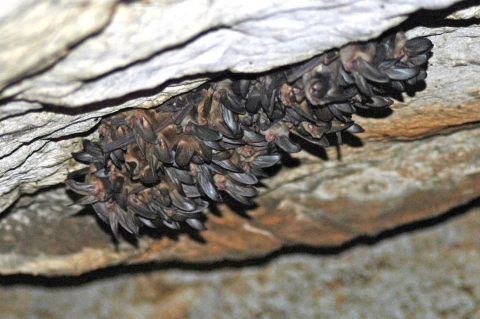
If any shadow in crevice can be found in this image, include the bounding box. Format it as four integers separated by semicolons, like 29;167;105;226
401;0;480;30
354;106;393;120
0;195;478;288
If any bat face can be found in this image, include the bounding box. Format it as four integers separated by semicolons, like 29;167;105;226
66;31;433;239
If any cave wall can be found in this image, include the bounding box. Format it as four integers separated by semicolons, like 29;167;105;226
0;0;479;279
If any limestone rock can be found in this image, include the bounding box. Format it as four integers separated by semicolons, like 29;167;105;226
1;0;479;275
2;205;479;318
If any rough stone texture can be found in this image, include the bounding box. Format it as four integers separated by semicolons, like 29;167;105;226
0;0;116;91
0;0;463;214
1;0;480;280
0;204;479;318
0;0;459;105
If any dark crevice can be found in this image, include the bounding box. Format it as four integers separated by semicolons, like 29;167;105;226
400;0;480;30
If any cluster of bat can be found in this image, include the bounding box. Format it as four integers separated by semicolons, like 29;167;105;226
66;31;433;238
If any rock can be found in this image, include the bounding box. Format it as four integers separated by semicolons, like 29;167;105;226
1;203;479;318
0;0;115;91
1;0;479;275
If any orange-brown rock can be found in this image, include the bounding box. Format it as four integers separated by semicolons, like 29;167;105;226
1;0;479;277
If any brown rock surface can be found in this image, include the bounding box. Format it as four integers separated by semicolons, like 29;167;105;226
0;0;479;277
1;200;479;318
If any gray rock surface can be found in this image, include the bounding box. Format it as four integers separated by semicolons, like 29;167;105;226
0;205;479;319
0;0;479;278
1;0;480;317
0;0;463;214
0;0;115;91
